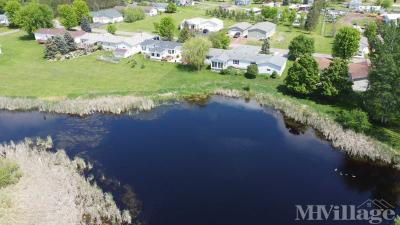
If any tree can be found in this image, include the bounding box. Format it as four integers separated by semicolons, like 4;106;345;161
44;38;59;59
64;32;76;52
154;17;175;41
318;58;353;97
123;8;145;23
53;35;69;54
288;34;315;60
282;0;290;6
284;54;319;95
280;8;289;24
260;38;270;54
261;6;278;21
245;64;258;79
58;4;78;30
336;109;371;133
304;0;323;31
166;2;177;13
106;24;117;34
364;22;377;42
72;0;89;24
288;9;297;27
16;2;54;35
80;16;91;32
332;27;360;60
364;23;400;124
182;37;212;70
380;0;393;8
208;31;230;49
178;24;193;43
4;0;21;27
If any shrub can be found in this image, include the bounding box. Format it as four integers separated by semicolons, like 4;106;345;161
0;159;22;188
245;64;258;79
123;8;145;23
243;85;250;91
166;2;177;13
336;109;372;133
106;24;117;34
220;66;240;75
270;71;278;79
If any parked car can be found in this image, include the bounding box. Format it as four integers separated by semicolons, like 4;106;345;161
233;32;241;38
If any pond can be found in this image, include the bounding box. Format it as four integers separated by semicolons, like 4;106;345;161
0;97;399;225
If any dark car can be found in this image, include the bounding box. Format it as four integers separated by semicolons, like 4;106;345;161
233;32;241;38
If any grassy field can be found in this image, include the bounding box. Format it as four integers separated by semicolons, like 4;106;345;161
0;27;12;33
108;5;235;34
0;31;276;98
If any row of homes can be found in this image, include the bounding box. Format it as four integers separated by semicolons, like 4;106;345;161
206;45;287;75
228;22;276;39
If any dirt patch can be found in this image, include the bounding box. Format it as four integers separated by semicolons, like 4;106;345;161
340;12;375;25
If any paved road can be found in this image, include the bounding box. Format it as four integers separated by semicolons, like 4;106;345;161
0;29;20;36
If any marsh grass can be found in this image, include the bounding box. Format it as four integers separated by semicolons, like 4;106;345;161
0;137;132;225
0;159;22;189
0;96;155;116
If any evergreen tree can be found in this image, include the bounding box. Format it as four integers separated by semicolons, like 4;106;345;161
284;54;319;95
304;0;323;31
44;38;59;59
319;58;353;97
260;38;270;54
80;16;91;32
245;64;258;79
53;35;69;54
178;24;193;43
63;32;76;52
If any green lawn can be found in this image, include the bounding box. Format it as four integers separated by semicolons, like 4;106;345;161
0;27;11;33
0;32;268;98
109;6;235;34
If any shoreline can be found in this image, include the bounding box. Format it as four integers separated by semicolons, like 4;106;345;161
0;89;398;168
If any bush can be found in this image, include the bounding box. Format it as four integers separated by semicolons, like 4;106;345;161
336;109;372;133
123;8;145;23
106;24;117;34
243;85;250;91
166;2;177;13
245;64;258;79
270;71;278;78
220;66;241;76
0;159;22;188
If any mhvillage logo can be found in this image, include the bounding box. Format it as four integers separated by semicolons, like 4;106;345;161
295;199;397;224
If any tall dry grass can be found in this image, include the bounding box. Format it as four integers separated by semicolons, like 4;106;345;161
213;89;399;166
0;137;132;225
0;96;155;116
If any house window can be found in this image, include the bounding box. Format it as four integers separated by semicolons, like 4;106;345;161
212;62;217;68
212;61;223;68
157;53;160;57
250;62;256;64
233;60;239;65
142;46;146;51
168;49;175;54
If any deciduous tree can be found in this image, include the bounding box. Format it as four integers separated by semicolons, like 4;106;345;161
208;31;230;49
332;27;360;60
318;58;353;97
72;0;89;24
154;16;175;41
4;0;21;27
288;34;315;60
58;4;78;30
16;2;54;35
166;2;177;13
123;8;145;23
182;37;211;70
284;54;319;95
178;24;194;43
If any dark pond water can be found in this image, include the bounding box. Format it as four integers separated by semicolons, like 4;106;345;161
0;97;399;225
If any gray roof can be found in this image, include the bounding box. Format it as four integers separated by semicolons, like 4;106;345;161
247;22;276;33
90;8;122;19
229;22;252;31
208;45;287;68
153;3;168;8
141;39;182;52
